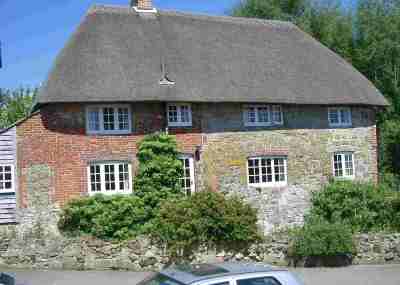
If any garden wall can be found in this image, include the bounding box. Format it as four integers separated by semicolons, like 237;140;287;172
1;201;399;270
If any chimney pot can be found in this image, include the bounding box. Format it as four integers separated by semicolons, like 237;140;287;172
133;0;153;10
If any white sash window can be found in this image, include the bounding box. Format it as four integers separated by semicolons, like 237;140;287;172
86;105;132;134
87;162;132;195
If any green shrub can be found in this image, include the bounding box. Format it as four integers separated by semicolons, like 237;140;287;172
148;191;262;260
385;191;400;231
289;216;356;258
134;133;184;217
58;194;148;240
309;181;393;232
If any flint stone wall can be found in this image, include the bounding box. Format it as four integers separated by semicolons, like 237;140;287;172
1;203;400;270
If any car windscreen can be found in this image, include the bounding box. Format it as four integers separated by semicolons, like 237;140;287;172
138;273;185;285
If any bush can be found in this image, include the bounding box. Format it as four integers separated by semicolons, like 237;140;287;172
309;181;393;232
289;216;356;258
134;133;184;217
148;191;262;260
58;194;148;240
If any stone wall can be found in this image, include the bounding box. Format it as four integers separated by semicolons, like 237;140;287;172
199;104;378;233
1;209;400;270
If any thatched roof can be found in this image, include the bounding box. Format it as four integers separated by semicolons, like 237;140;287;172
36;5;388;107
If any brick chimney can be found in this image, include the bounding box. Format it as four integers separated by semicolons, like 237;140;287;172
131;0;154;11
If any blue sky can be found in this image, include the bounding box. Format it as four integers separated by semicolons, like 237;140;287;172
0;0;238;89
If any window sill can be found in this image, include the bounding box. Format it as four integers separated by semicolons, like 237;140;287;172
329;124;352;128
0;190;15;194
244;123;283;127
86;131;132;136
168;124;193;128
88;190;132;196
248;183;287;188
333;176;355;181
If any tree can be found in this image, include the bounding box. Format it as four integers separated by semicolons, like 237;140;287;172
231;0;400;180
134;133;184;217
0;87;37;129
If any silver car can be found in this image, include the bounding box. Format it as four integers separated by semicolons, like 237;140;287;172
139;262;304;285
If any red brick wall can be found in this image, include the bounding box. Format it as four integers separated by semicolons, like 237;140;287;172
17;103;202;207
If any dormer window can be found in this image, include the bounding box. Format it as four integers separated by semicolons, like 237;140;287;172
243;105;283;126
328;107;352;127
86;105;132;135
167;103;192;127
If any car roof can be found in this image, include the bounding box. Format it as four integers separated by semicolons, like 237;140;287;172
160;262;284;285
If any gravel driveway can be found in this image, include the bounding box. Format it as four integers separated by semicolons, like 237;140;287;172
5;264;400;285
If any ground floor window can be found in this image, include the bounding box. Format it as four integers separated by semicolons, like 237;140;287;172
247;156;287;187
333;152;354;179
179;155;195;195
87;162;132;195
0;165;14;193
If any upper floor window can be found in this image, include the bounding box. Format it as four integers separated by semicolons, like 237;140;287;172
0;165;14;193
243;105;283;126
86;105;132;134
167;103;192;127
247;156;287;187
333;152;354;179
87;162;132;195
328;107;352;127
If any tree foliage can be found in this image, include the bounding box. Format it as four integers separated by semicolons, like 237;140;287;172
309;181;400;232
289;215;356;258
232;0;400;177
58;194;148;240
149;190;262;261
133;133;184;216
0;87;37;129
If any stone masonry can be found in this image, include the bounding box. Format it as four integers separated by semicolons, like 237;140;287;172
15;103;378;233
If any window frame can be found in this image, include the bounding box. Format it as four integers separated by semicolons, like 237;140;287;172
243;104;283;127
86;162;133;195
235;276;282;285
178;154;195;195
167;103;193;127
0;164;14;194
247;156;288;188
328;107;352;127
332;152;355;180
86;104;132;135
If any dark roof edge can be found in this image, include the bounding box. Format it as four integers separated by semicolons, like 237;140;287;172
34;100;389;107
0;111;40;134
89;4;295;28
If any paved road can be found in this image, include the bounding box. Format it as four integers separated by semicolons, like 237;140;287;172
5;264;400;285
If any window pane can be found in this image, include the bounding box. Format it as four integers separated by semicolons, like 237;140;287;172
274;158;286;182
248;158;260;184
119;164;130;191
90;165;101;192
180;105;190;123
257;107;269;123
168;105;178;122
0;165;12;191
118;108;130;130
344;153;354;176
247;107;256;123
340;109;351;124
103;108;115;130
88;108;100;131
179;157;194;195
272;105;282;123
334;154;343;177
237;277;281;285
104;164;116;191
329;109;339;124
